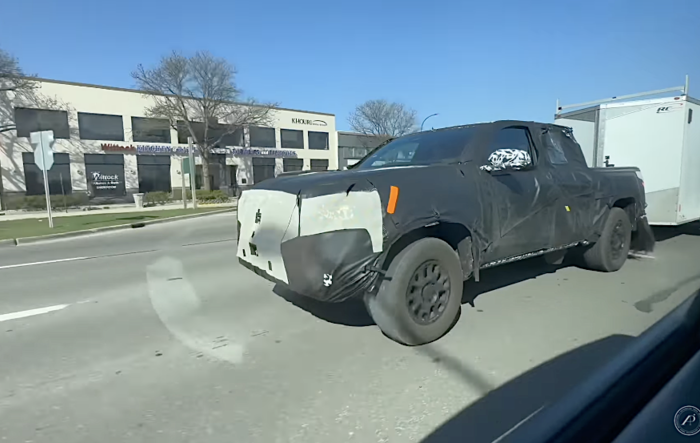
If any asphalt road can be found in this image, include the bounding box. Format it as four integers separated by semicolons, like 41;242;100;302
1;213;700;443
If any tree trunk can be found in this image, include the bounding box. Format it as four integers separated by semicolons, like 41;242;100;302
201;158;211;191
200;146;212;191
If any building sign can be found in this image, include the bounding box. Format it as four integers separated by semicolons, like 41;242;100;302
291;118;327;127
101;143;297;158
90;171;121;191
228;148;297;158
101;143;190;155
85;161;127;198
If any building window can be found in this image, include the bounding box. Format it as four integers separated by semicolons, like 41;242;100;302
218;128;244;147
310;159;329;171
14;108;70;139
137;155;172;193
195;153;227;190
252;157;276;183
22;152;72;196
78;112;124;141
249;126;276;148
283;158;304;172
177;121;199;144
131;117;171;143
280;129;304;149
84;154;126;198
308;131;329;150
176;121;243;146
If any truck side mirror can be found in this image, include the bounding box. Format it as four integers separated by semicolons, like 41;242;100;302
480;148;533;172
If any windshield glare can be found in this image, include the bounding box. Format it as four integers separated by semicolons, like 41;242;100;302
354;127;477;169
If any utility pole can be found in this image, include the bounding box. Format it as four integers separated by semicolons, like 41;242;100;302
188;137;198;210
180;157;187;209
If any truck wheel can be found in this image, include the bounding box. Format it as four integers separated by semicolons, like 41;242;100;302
365;237;463;346
582;207;632;272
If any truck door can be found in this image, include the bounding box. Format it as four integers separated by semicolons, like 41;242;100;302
542;127;596;246
480;125;558;262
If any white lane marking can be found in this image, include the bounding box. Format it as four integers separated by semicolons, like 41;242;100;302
0;304;69;323
0;256;90;270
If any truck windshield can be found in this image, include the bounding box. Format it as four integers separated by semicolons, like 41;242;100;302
353;127;478;170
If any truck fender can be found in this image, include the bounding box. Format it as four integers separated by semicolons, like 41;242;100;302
457;236;478;282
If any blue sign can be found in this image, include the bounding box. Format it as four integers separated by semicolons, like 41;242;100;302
101;143;298;158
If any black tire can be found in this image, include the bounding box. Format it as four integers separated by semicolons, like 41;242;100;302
365;237;463;346
582;207;632;272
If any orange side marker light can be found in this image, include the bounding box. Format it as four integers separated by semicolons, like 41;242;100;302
387;186;400;214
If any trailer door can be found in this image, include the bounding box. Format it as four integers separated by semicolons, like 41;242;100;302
602;100;686;224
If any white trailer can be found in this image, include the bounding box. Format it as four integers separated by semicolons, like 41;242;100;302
555;77;700;226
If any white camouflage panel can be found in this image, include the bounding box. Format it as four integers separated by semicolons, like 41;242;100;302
480;148;532;172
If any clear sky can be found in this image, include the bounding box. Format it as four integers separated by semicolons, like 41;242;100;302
1;0;698;131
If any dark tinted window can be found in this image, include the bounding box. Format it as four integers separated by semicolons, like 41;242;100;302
137;155;172;193
308;131;329;150
491;127;532;152
177;121;201;144
310;159;329;171
78;113;124;141
281;129;304;149
176;121;243;146
84;154;126;197
216;127;244;147
544;132;568;165
249;127;276;148
550;127;587;166
131;117;171;143
283;158;304;171
22;152;72;196
355;127;475;169
14;108;70;139
488;127;536;163
252;157;276;183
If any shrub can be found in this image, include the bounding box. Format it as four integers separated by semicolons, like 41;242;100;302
172;188;193;201
196;190;230;203
144;191;171;206
4;193;89;211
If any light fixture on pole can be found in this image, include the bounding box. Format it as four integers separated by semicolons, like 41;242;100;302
420;113;439;131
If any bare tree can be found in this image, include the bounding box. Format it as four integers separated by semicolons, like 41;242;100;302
132;51;277;190
0;48;37;134
348;99;417;137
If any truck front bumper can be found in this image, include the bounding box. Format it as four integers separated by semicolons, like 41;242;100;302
236;188;385;303
239;229;382;302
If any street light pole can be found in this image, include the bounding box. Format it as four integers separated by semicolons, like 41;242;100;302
420;113;439;131
188;137;198;210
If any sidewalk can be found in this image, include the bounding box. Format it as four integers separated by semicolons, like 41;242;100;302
0;200;237;222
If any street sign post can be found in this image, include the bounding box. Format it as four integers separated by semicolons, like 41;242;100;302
180;158;187;209
187;137;198;210
29;130;55;228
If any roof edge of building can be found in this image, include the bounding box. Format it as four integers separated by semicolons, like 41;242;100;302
21;76;336;117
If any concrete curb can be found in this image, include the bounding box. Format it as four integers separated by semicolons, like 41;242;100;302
0;238;17;249
5;208;235;247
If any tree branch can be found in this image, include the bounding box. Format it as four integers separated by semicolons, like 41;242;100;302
132;51;278;189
